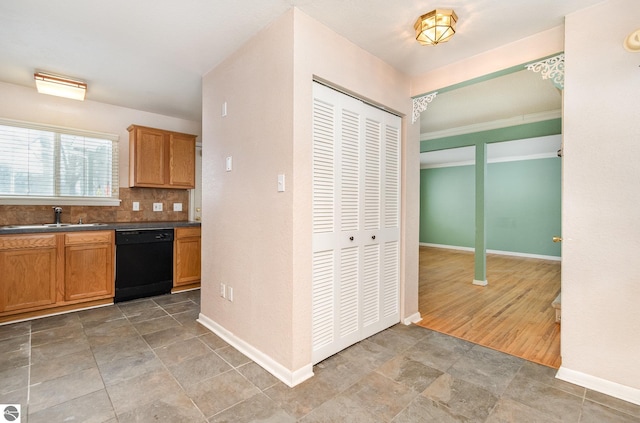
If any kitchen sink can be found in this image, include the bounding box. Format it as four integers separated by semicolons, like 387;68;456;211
0;223;108;230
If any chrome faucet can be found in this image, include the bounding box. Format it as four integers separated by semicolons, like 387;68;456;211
53;207;62;225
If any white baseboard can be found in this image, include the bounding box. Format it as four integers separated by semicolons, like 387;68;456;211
419;243;561;262
403;312;422;325
197;314;314;388
556;366;640;406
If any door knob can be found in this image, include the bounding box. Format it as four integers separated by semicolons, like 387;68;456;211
552;236;562;243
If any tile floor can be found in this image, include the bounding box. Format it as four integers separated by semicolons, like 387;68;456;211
1;290;639;422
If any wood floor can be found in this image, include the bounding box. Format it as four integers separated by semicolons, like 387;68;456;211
416;246;562;368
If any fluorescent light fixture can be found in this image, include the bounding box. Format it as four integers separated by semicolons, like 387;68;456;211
34;72;87;100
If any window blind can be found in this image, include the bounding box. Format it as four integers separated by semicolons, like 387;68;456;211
0;118;119;205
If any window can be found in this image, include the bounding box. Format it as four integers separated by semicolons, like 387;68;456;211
0;118;119;205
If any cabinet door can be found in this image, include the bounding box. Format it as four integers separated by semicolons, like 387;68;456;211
0;235;58;313
64;232;114;301
132;127;166;186
174;227;201;286
169;133;196;188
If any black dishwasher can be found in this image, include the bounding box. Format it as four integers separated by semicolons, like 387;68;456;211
115;228;174;302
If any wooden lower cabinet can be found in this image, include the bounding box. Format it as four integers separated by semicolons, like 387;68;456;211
0;231;114;322
174;227;201;289
64;231;114;301
0;234;59;313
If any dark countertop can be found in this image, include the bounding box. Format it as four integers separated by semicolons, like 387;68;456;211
0;221;201;235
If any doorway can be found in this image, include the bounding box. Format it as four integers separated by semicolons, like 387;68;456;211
415;67;563;367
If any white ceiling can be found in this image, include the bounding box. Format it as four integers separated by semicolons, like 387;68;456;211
0;1;600;122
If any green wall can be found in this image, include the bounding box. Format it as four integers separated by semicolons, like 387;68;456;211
420;157;561;257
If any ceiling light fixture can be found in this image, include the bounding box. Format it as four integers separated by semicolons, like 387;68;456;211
624;29;640;52
34;72;87;101
414;9;458;46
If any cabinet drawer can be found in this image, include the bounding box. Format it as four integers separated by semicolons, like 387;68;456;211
176;227;201;239
65;231;113;245
0;234;57;250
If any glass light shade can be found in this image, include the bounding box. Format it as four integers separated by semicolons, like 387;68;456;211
34;72;87;101
414;9;458;46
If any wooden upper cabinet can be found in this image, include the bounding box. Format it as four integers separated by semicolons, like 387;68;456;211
128;125;196;189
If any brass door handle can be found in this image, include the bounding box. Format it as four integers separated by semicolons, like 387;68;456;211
553;236;562;243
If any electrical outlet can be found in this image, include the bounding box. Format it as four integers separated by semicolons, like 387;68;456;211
173;203;182;212
220;283;226;299
132;201;140;211
153;203;163;212
228;286;233;302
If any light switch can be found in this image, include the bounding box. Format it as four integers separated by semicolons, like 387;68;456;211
173;203;182;212
132;201;140;211
225;156;232;172
277;174;285;192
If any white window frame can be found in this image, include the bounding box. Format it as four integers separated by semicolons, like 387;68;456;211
0;118;120;206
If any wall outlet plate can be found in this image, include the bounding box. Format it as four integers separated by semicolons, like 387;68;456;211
173;203;182;212
153;203;163;212
132;201;140;211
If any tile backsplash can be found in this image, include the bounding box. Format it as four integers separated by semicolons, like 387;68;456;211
0;188;190;226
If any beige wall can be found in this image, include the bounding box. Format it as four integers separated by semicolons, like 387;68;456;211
0;81;200;188
560;0;640;400
200;8;415;378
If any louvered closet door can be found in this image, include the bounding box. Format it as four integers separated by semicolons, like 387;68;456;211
312;82;401;364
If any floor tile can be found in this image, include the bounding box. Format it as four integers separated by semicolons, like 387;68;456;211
117;298;159;315
98;349;164;386
30;312;81;332
90;334;152;365
0;334;30;355
0;321;31;341
0;388;28;417
376;352;443;392
503;373;584;422
30;348;97;384
387;323;430;342
75;304;125;324
580;399;640;423
366;328;420;355
422;373;499;421
517;361;585;397
0;348;30;370
299;394;386;423
216;345;251;367
116;390;208;423
0;366;29;395
30;336;92;363
84;318;139;347
209;392;295;423
132;315;181;335
237;362;279;391
161;300;198;315
155;336;211;365
28;388;116;423
30;324;86;347
447;344;524;396
105;368;182;415
341;372;418;421
391;395;472;422
187;370;260;419
199;332;230;350
168;351;233;389
584;389;640;418
124;306;169;324
152;292;192;306
29;367;104;414
484;397;562;423
313;353;375;393
338;339;396;370
265;378;337;419
143;324;197;349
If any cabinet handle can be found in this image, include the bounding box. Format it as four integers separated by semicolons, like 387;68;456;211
349;236;354;241
371;235;376;240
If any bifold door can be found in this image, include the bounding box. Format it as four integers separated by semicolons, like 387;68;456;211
312;82;401;364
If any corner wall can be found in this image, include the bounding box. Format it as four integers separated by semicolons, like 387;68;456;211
200;8;416;384
558;0;640;403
